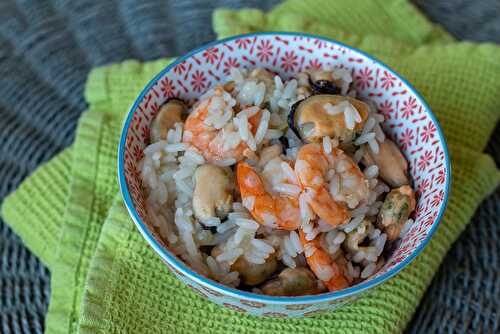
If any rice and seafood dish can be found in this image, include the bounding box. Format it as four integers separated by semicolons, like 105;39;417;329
140;66;416;296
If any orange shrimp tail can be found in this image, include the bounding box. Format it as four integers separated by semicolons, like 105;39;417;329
236;162;266;197
309;187;349;227
296;143;350;227
237;162;272;225
324;274;350;292
299;230;349;292
237;162;301;230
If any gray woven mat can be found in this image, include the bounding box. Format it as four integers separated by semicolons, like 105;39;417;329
0;1;498;333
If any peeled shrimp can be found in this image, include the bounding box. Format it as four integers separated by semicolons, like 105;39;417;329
183;85;262;164
299;230;349;292
236;161;301;230
295;143;369;227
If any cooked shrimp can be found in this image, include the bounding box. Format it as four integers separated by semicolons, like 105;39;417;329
183;85;262;164
236;161;301;230
299;230;349;292
295;143;369;227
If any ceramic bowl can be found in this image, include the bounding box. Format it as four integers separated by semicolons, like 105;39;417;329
118;32;451;317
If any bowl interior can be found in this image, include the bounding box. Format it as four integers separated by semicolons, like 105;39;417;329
119;32;450;299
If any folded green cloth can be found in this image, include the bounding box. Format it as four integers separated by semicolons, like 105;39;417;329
3;1;500;333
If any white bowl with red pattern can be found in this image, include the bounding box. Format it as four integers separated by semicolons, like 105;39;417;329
118;32;451;317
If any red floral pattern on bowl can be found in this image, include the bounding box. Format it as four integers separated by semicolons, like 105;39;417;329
119;32;450;317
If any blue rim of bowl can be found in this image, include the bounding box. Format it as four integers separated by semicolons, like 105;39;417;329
118;32;451;304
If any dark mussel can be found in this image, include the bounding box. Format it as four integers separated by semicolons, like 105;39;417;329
309;70;341;95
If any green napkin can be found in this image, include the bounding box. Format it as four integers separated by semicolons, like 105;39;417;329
3;1;500;333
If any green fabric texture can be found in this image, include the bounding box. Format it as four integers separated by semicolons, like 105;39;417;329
2;0;500;333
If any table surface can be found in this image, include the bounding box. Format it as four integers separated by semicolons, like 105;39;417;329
0;0;499;333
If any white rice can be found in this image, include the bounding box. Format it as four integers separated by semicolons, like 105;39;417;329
289;231;303;253
234;218;260;230
374;123;386;142
304;244;316;257
282;254;296;268
238;81;263;106
229;67;244;83
375;233;387;256
254;109;270;144
237;114;249;140
399;219;414;238
259;145;282;167
282;235;297;257
368;138;380;154
342;215;365;233
242;196;255;211
305;227;320;241
315;263;334;281
167;129;176;143
318;219;335;232
213;158;236;167
332;67;353;95
299;192;312;223
352;250;365;263
322;136;333;154
254;82;266;106
239;105;260;118
216;221;236;234
164;143;188;153
285;128;303;148
369;228;381;240
364;165;379;179
324;103;344;116
227;211;251;220
329;174;340;197
246;133;257;151
184;149;205;165
283;79;298;98
216;247;243;263
353;147;365;163
285;147;298;160
261;212;278;227
352;107;362;123
343;106;355;130
251;238;275;254
354;132;376;146
333;231;346;244
144;140;167;156
173;122;183;143
280;161;299;184
360;262;376;278
264;128;283;140
351;204;370;218
201;217;220;227
231;202;244;212
362;117;376;135
274;183;302;196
